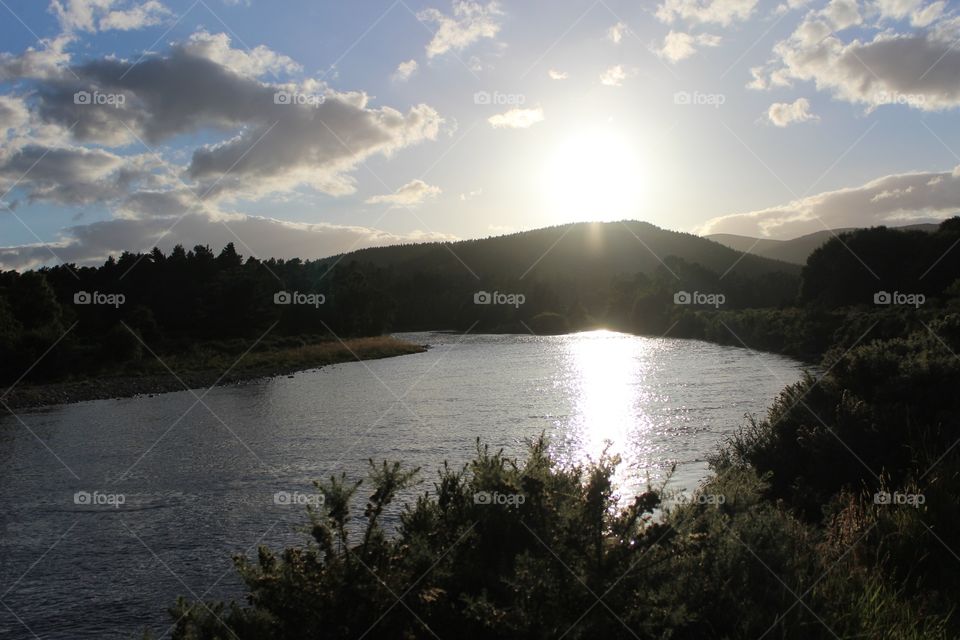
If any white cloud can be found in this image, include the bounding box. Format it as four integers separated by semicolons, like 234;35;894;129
459;188;482;200
656;0;760;26
699;165;960;237
27;33;443;199
655;30;722;62
487;106;544;129
766;97;819;126
751;7;960;111
821;0;861;30
393;59;418;82
548;69;569;80
875;0;946;26
608;21;628;44
0;35;73;81
50;0;171;33
417;1;503;58
182;31;301;77
99;0;170;30
366;179;441;206
600;65;627;86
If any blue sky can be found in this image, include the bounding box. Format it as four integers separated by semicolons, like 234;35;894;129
1;0;960;268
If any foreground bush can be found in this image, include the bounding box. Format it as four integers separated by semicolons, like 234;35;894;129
159;436;947;639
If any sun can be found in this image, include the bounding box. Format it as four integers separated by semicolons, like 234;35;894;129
541;128;645;223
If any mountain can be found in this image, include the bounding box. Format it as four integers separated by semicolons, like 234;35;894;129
325;220;801;282
706;223;939;265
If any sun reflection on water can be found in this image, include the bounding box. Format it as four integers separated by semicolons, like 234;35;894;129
560;330;659;497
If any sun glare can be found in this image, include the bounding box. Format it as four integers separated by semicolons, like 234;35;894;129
541;129;645;223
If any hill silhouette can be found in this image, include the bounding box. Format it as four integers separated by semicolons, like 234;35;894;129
707;223;938;265
327;220;800;281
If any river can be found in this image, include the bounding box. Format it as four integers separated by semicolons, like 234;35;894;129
0;330;805;639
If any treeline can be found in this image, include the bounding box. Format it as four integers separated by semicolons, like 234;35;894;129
4;219;958;384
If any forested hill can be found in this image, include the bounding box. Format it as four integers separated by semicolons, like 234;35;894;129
0;219;801;385
324;220;800;282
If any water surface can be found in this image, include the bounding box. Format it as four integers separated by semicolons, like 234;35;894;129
0;331;805;638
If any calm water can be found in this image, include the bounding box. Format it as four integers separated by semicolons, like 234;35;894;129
0;331;804;639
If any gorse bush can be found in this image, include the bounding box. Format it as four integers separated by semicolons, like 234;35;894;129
160;432;951;638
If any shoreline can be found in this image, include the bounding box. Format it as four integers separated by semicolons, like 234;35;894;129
2;336;428;411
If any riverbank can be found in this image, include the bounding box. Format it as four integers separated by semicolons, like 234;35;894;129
2;335;427;410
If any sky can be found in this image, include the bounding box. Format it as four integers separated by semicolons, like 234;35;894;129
1;0;960;269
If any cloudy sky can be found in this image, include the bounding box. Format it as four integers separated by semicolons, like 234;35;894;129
1;0;960;268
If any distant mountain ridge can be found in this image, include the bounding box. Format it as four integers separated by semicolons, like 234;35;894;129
706;223;939;265
325;220;801;282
